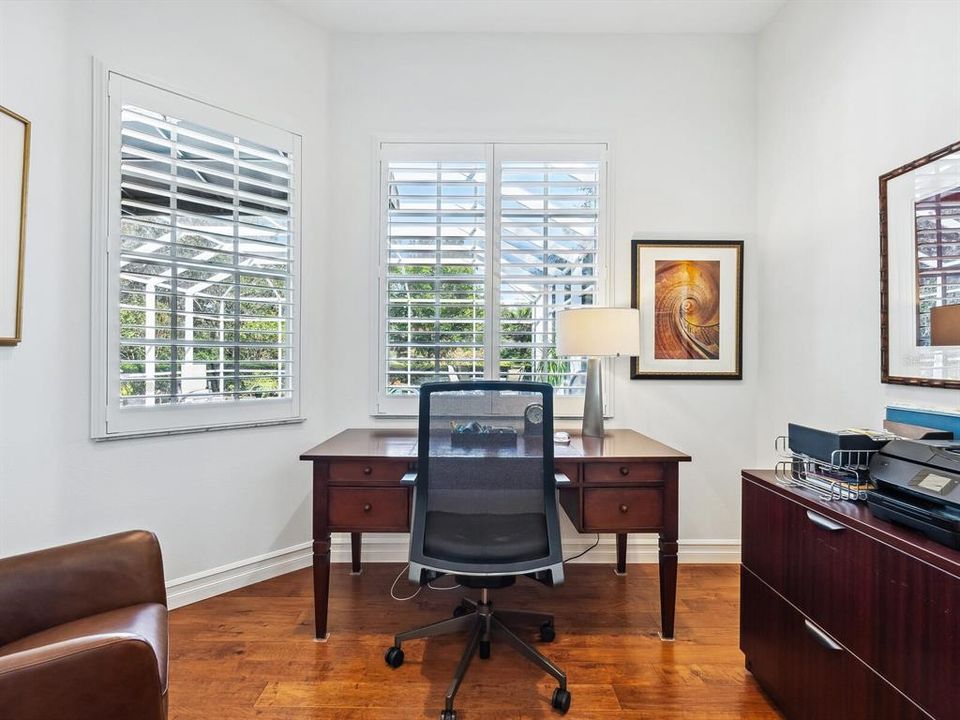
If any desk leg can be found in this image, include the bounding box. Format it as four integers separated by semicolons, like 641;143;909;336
350;532;362;575
312;461;331;641
615;533;627;575
658;464;679;640
313;536;331;640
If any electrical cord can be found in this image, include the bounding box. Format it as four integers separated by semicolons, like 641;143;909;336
390;564;461;601
563;533;600;563
390;564;421;601
427;577;462;591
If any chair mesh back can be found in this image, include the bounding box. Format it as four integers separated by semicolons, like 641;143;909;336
425;387;548;520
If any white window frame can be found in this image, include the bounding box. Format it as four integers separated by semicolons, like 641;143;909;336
91;64;303;439
373;138;611;417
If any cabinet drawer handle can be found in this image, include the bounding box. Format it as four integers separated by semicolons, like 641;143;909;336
619;466;630;476
806;510;845;532
619;504;629;514
362;466;373;476
363;503;372;513
804;619;842;652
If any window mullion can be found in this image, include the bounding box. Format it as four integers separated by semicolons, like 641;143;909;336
169;126;180;402
485;143;499;381
434;163;442;379
232;138;242;398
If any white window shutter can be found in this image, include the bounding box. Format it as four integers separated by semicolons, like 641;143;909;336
98;73;302;437
380;146;489;401
496;150;603;395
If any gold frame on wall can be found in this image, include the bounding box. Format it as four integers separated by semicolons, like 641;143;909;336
0;104;30;346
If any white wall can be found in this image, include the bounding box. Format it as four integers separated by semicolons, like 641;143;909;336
756;0;960;463
0;0;330;597
327;33;758;549
17;0;932;591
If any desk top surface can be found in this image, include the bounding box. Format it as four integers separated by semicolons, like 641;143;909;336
301;428;690;462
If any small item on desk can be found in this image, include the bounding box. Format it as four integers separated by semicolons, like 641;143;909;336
554;431;570;444
882;419;954;441
776;423;895;501
787;423;895;465
449;420;518;448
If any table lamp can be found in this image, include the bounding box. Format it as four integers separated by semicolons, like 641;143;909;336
931;304;960;346
556;307;641;438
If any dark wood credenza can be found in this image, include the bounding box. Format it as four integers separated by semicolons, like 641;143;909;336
741;470;960;720
301;429;690;640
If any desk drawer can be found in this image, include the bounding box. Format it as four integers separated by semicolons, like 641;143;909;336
582;487;662;531
555;462;580;484
329;460;408;484
741;567;926;720
742;478;958;719
584;462;663;485
329;488;409;531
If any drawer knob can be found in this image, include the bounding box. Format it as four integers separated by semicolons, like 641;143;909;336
619;466;630;476
362;466;373;476
363;503;372;512
619;504;629;514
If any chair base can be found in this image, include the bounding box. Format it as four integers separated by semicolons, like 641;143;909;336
384;589;570;718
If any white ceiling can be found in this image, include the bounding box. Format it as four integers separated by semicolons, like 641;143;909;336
274;0;787;35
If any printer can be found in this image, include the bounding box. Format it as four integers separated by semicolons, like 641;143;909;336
868;439;960;549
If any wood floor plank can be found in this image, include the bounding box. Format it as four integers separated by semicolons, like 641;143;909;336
167;563;781;719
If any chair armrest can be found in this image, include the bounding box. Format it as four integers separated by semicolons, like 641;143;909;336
0;634;165;720
401;472;418;486
555;472;572;486
0;530;166;646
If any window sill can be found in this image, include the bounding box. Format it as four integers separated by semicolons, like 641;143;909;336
92;416;306;442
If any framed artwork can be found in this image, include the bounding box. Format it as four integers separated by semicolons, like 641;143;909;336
631;239;743;379
0;104;30;346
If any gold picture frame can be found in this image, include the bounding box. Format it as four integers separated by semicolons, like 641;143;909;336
0;104;30;345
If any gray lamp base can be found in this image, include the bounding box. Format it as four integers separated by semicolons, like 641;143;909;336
582;357;604;438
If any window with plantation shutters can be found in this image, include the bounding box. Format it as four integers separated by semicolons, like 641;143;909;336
498;152;601;395
377;142;607;415
383;150;487;393
94;72;302;437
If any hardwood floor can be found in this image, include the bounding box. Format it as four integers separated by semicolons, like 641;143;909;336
167;563;781;719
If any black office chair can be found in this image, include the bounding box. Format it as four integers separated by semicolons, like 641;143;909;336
383;381;571;720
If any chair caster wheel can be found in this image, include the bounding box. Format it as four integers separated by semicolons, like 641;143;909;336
551;687;571;714
479;639;491;659
384;646;404;668
440;710;457;720
453;605;469;618
540;622;556;642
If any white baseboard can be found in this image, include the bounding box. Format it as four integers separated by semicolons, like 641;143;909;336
166;542;313;609
166;535;740;609
330;533;741;565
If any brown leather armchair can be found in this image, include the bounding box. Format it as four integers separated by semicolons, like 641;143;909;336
0;530;168;720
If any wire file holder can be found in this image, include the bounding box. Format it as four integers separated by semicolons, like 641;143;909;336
774;435;876;501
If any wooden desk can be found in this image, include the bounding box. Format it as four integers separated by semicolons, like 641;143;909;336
300;428;690;640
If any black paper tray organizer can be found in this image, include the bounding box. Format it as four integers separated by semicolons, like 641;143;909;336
774;426;890;501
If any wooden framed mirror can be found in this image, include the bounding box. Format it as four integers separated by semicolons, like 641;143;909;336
881;139;960;388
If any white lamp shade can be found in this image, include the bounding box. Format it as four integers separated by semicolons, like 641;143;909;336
556;307;641;357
